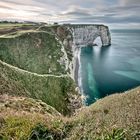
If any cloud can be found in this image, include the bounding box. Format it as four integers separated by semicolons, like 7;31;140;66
0;0;139;28
120;0;140;6
60;5;92;17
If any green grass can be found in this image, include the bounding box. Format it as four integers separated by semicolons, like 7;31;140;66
0;23;25;28
0;94;64;140
0;31;67;75
0;23;36;28
0;60;79;115
65;87;140;139
0;87;140;139
0;114;64;140
0;95;61;116
38;25;73;61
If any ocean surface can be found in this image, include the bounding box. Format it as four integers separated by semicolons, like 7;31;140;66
79;29;140;105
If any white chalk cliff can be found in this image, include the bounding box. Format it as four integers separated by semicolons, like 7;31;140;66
56;24;111;80
64;24;111;80
68;24;111;47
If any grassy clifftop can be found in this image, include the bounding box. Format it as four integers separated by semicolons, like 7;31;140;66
0;30;67;75
0;87;139;139
66;87;140;139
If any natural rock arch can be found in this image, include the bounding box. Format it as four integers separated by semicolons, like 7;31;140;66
67;24;111;47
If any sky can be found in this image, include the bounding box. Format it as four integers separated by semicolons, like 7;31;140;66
0;0;140;29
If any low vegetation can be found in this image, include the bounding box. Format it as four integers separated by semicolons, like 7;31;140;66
0;87;140;139
66;87;140;139
0;95;64;140
0;60;79;115
0;30;67;75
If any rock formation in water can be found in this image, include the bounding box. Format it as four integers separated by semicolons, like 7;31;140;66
68;24;111;47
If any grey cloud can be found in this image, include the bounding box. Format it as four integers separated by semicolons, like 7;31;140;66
63;11;91;17
57;3;140;24
58;7;140;25
61;6;92;17
120;0;140;6
0;0;140;28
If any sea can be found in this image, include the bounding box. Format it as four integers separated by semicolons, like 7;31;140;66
79;29;140;105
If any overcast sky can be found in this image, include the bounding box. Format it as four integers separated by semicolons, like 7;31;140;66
0;0;140;29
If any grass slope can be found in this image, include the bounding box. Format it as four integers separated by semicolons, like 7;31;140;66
0;95;65;140
0;60;79;115
0;30;67;75
0;87;140;140
66;87;140;140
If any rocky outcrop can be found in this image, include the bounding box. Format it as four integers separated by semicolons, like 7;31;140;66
66;24;111;47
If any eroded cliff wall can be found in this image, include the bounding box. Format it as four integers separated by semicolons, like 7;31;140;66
55;24;111;80
66;24;111;80
67;24;111;47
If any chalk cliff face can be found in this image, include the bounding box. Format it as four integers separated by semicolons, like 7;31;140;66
56;24;111;80
66;24;111;47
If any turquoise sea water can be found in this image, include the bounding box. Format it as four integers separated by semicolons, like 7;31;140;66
80;29;140;105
